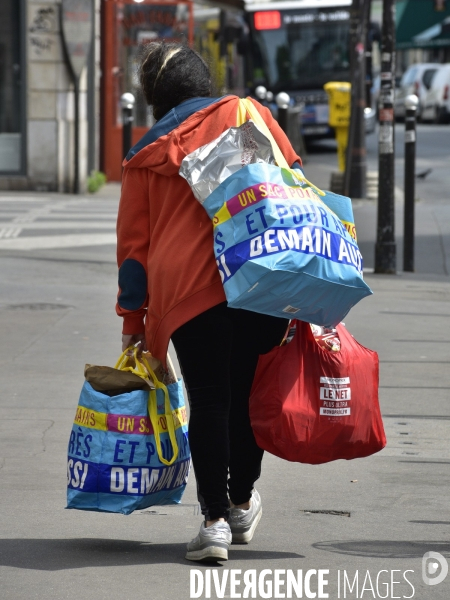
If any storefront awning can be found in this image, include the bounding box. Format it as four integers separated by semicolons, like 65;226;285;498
396;0;450;49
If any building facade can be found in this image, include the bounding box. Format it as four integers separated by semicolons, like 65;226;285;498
0;0;100;192
0;0;244;189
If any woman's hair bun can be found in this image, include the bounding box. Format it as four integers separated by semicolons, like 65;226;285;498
139;42;212;120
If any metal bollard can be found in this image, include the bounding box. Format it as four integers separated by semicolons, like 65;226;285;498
255;86;267;102
403;94;419;272
276;92;290;134
121;93;135;161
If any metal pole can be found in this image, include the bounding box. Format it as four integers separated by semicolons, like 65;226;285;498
73;77;80;194
365;25;373;110
343;0;370;199
375;0;396;274
87;0;97;175
403;94;418;272
120;93;135;162
276;92;290;135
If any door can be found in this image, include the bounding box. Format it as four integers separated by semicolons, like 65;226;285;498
101;0;193;182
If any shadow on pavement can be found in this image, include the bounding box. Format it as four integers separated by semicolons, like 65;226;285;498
313;540;450;558
0;538;304;571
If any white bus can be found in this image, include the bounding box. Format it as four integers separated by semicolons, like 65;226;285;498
243;0;378;139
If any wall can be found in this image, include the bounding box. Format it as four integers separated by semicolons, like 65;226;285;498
28;0;88;192
0;0;96;192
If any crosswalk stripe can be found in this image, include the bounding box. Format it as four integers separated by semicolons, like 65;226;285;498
0;222;116;231
0;233;117;250
0;195;120;251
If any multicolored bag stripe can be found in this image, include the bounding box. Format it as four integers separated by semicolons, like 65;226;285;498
73;404;187;435
212;173;357;242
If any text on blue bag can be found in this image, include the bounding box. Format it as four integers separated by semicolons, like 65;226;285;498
67;457;190;496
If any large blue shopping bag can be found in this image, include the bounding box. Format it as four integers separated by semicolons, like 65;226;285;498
206;161;371;326
66;350;190;515
181;98;372;327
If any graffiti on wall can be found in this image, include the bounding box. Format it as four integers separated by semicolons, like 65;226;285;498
29;6;57;56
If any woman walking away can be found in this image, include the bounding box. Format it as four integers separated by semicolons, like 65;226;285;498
116;41;302;562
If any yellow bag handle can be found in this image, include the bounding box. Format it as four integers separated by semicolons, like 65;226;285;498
114;347;149;379
237;98;326;198
237;98;289;169
114;347;179;467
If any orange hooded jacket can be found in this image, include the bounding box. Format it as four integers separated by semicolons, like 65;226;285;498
116;95;302;362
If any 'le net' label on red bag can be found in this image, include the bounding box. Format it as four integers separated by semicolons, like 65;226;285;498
319;376;351;416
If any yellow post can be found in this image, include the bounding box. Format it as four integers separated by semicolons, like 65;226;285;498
323;82;351;173
335;127;349;172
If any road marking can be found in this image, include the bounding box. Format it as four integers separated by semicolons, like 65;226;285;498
0;197;119;251
0;227;22;239
0;222;116;231
0;233;116;250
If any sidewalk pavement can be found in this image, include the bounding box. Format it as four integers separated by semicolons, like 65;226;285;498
0;175;449;600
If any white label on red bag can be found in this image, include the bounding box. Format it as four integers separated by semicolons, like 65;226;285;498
320;386;351;400
320;407;351;416
320;376;350;385
320;376;351;416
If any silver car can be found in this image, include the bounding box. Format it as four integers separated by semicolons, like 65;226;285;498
421;63;450;124
394;63;441;120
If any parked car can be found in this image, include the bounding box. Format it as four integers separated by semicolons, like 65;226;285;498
421;63;450;123
394;63;441;120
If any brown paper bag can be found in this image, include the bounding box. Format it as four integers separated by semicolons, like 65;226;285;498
140;351;177;385
84;364;154;397
84;352;177;397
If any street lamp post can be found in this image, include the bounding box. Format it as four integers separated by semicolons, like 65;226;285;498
375;0;396;274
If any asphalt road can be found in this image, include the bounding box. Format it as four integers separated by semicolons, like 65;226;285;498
0;128;449;599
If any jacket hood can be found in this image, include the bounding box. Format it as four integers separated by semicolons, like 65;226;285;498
123;95;240;177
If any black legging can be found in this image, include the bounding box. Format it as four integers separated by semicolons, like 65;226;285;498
171;302;288;521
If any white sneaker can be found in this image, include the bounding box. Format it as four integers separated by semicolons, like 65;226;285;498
229;489;262;544
185;520;231;562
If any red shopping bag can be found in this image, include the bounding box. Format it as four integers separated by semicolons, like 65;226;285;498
249;321;386;464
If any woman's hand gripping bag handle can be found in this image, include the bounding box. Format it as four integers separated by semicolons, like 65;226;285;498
249;321;386;464
67;348;189;514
